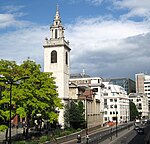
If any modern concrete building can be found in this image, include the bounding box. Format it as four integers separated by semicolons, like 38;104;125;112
135;73;145;94
129;93;149;118
43;6;71;128
102;82;129;124
135;73;150;110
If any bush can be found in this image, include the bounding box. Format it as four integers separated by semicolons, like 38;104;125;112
39;135;48;143
14;140;38;144
0;125;8;132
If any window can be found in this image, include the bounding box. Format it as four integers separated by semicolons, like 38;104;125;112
104;105;108;108
104;111;107;114
110;105;113;108
113;111;115;114
114;105;117;108
51;50;57;63
104;117;107;121
114;99;117;102
93;88;98;92
66;52;68;65
55;29;57;39
110;112;112;114
110;99;113;102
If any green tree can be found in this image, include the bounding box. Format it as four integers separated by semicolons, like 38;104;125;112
64;100;85;129
0;59;63;132
129;101;139;121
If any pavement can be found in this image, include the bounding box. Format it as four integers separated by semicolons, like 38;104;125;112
100;126;134;144
0;127;23;142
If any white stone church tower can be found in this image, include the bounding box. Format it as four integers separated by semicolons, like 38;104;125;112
43;6;71;128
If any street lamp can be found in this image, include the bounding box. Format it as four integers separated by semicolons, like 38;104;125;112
114;103;118;137
0;75;29;143
116;110;118;137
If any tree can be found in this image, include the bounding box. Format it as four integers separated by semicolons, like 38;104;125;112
64;100;85;129
129;101;139;121
0;59;63;132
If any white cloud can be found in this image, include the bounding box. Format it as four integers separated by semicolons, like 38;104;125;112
65;16;150;77
0;26;49;66
0;5;31;29
113;0;150;20
1;5;25;13
1;2;150;78
0;13;31;28
86;0;104;5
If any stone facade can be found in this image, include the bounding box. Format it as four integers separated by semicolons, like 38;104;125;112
43;6;71;128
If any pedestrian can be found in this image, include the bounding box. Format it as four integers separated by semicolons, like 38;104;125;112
86;132;89;144
77;134;81;143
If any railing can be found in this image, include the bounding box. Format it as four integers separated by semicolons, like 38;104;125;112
83;123;133;144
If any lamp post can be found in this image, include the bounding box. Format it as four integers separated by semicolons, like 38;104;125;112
115;102;118;137
116;111;118;137
0;75;29;143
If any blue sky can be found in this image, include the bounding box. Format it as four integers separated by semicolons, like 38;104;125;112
0;0;150;79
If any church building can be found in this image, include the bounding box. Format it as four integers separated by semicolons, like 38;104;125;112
43;6;71;128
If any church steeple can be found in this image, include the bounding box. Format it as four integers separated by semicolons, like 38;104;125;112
50;4;64;39
43;5;71;129
55;4;60;21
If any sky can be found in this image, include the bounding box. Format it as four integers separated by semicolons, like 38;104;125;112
0;0;150;80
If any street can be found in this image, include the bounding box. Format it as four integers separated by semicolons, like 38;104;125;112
110;125;150;144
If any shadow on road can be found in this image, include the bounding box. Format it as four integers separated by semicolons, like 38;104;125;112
128;125;150;144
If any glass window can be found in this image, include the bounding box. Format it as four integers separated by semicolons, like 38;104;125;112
110;112;112;114
110;99;113;102
51;50;57;63
93;88;98;92
110;105;113;108
55;29;57;39
66;52;68;65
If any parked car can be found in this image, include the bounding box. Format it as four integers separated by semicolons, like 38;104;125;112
137;127;144;134
134;125;140;130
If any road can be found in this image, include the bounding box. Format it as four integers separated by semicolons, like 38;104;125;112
63;123;133;144
111;125;150;144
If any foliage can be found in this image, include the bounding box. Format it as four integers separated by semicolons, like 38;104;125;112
64;100;85;129
39;135;49;143
129;101;139;121
0;125;8;132
0;59;63;131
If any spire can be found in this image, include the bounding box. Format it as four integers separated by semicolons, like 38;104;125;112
55;4;60;21
56;4;59;12
50;5;65;39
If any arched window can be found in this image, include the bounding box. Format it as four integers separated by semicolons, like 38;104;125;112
51;50;57;63
66;52;68;65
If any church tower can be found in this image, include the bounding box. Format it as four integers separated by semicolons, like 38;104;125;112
43;5;71;127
